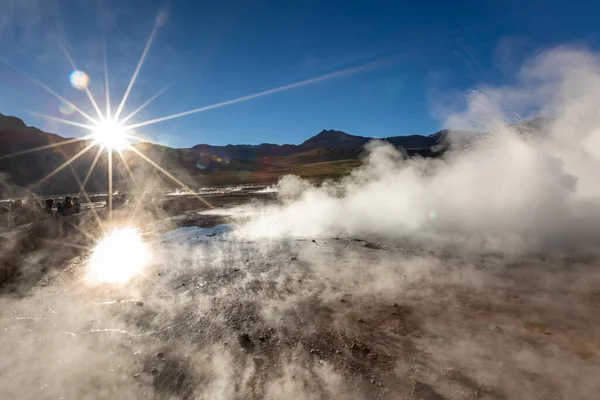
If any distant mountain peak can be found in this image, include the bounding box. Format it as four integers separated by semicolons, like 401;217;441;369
301;129;368;149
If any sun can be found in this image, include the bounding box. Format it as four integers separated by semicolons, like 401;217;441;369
86;228;150;284
91;119;130;151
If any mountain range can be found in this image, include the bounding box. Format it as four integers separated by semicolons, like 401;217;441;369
1;113;548;196
0;113;453;196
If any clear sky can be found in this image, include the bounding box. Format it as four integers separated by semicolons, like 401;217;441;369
0;0;599;147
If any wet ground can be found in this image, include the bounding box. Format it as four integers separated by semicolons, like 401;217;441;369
0;199;599;399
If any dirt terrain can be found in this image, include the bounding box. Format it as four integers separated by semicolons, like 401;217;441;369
0;194;598;400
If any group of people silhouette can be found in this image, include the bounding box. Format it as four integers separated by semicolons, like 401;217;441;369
0;193;82;228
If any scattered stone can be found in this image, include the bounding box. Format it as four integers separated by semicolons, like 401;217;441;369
157;272;162;277
233;268;240;272
340;298;346;303
357;318;365;323
156;352;164;359
133;373;140;378
150;367;158;375
544;331;551;335
350;342;371;353
238;333;253;350
252;357;265;367
205;233;216;237
176;373;186;383
258;336;266;342
181;283;186;286
393;303;399;308
290;257;297;261
310;348;319;355
391;312;397;316
135;301;144;307
363;242;382;250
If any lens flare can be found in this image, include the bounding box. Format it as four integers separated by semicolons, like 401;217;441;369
428;210;438;220
59;101;76;115
91;119;130;151
69;70;90;90
87;228;150;284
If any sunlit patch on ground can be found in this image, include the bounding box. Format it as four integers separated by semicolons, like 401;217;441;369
86;227;150;284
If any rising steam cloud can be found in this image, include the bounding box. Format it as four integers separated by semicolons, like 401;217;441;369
240;46;600;254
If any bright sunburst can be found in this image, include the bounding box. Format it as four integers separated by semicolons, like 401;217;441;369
90;119;130;151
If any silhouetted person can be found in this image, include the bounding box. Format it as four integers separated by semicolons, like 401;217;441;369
26;193;37;210
64;196;73;216
73;197;81;214
12;199;26;226
45;199;55;216
56;202;66;217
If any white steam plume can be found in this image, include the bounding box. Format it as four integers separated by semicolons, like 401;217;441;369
240;46;600;254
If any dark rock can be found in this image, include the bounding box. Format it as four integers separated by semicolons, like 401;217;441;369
238;333;254;350
350;342;371;353
252;357;265;367
156;351;164;359
363;242;382;250
133;373;140;378
340;298;346;303
393;303;399;308
181;283;186;286
357;318;365;323
150;367;158;375
290;257;297;261
135;301;144;307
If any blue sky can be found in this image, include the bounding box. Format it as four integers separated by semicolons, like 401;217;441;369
0;0;599;147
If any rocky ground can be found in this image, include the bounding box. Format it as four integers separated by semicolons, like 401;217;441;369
0;196;599;399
